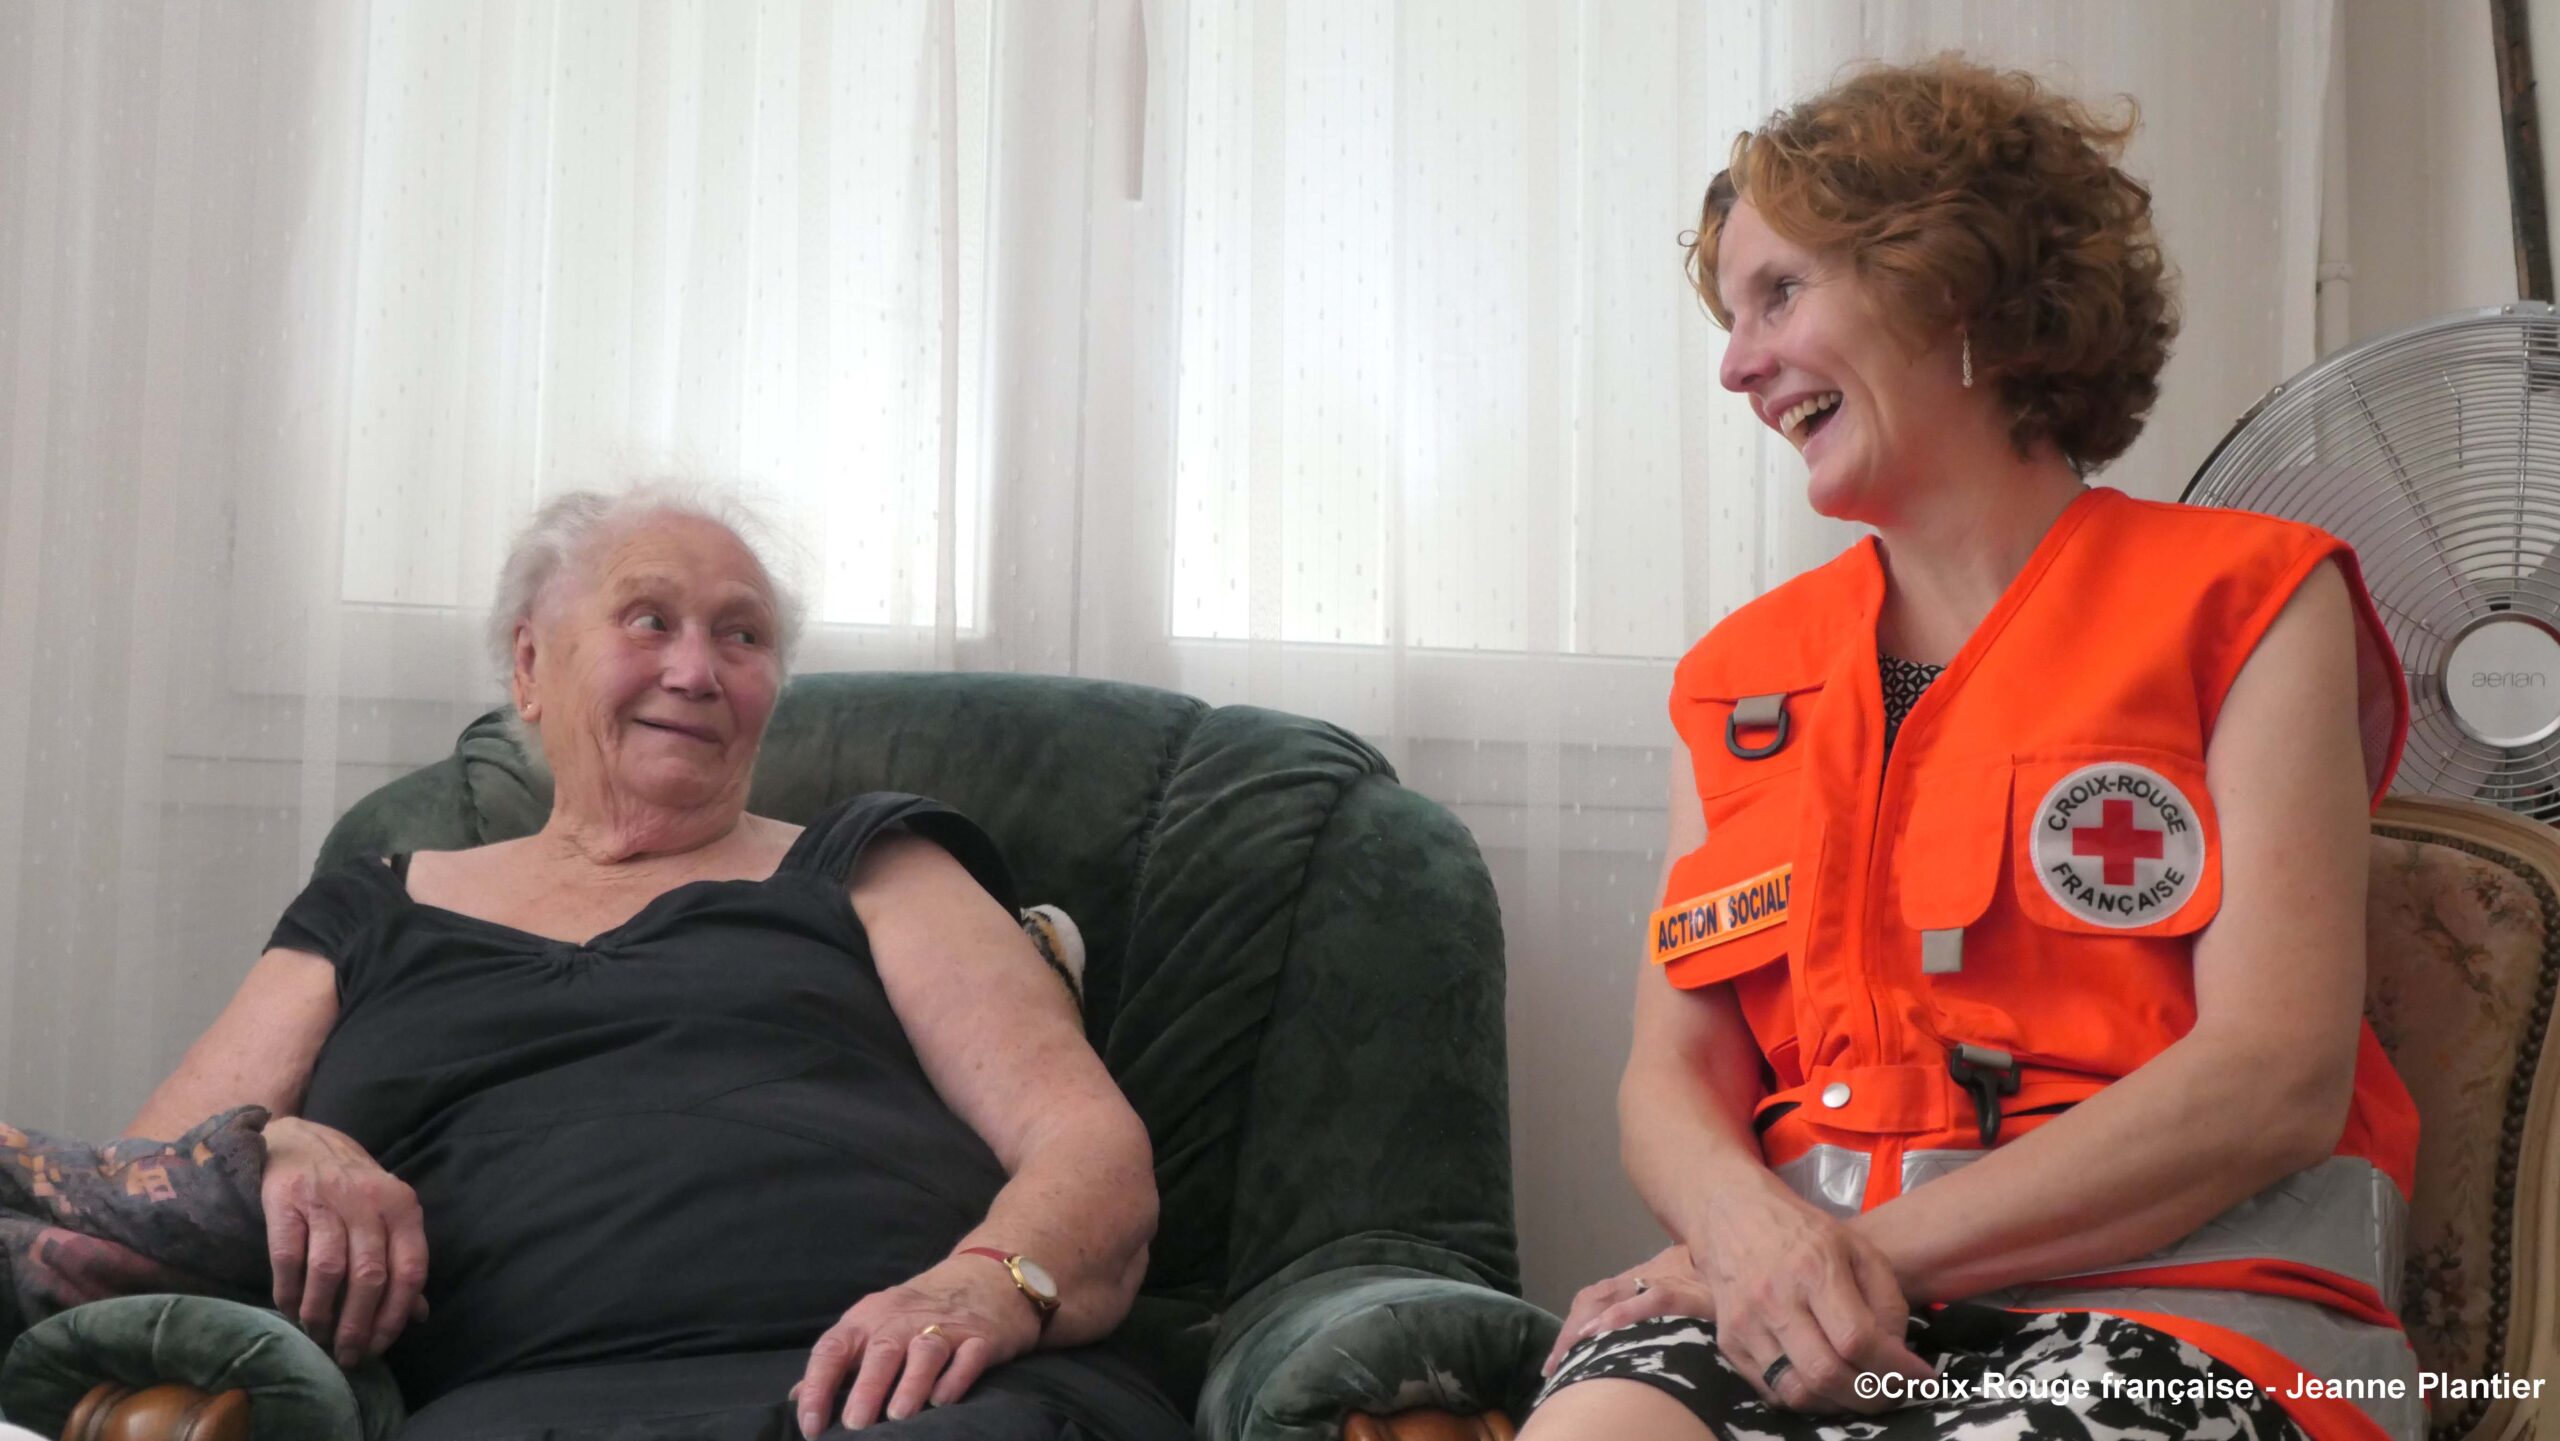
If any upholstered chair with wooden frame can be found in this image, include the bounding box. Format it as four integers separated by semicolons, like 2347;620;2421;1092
2366;794;2560;1441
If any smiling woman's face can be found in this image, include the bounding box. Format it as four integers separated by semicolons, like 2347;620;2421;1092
1713;198;1974;524
514;513;784;819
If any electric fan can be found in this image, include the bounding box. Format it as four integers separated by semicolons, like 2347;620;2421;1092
2184;301;2560;818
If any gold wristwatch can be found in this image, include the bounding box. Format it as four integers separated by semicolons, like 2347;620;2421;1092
960;1246;1061;1326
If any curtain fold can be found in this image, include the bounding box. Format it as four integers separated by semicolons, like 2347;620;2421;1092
0;0;2335;1308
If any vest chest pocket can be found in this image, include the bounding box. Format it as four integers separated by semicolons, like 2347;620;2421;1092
2007;748;2222;937
1896;757;2013;940
1654;785;1801;988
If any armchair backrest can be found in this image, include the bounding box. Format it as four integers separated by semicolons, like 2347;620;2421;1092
317;672;1521;1406
2364;794;2560;1441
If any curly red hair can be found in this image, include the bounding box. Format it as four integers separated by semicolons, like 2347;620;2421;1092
1689;55;2177;471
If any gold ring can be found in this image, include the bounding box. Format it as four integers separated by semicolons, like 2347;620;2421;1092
920;1324;946;1340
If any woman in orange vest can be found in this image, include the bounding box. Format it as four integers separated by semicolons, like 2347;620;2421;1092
1523;57;2419;1441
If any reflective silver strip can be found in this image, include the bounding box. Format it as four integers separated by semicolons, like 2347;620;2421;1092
1974;1283;2424;1441
1900;1147;1978;1194
1920;928;1964;974
1902;1152;2405;1310
1772;1143;1868;1219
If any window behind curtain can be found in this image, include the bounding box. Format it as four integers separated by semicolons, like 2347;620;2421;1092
1166;0;1702;659
335;0;992;634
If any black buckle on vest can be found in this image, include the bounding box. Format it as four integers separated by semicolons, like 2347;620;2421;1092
1726;693;1791;760
1946;1043;2019;1147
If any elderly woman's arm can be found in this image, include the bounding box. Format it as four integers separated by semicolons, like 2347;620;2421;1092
127;949;429;1367
1851;561;2371;1300
794;833;1156;1436
130;949;335;1135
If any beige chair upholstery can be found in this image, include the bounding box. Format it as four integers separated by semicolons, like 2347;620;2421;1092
2368;795;2560;1441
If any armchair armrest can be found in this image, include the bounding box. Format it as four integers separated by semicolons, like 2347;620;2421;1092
0;1296;402;1441
1198;1259;1558;1441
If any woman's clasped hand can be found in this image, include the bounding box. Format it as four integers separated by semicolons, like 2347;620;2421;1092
260;1114;431;1368
1547;1178;1932;1415
792;1255;1041;1435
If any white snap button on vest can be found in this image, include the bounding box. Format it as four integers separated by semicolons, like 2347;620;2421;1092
1821;1082;1851;1109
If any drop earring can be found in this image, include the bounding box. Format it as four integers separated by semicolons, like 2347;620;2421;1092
1961;332;1974;389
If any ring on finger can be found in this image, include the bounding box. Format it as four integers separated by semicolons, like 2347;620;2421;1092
1631;1277;1651;1295
1761;1355;1794;1391
920;1324;946;1340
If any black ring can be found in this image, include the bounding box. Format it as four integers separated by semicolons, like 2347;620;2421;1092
1761;1355;1794;1390
1726;703;1790;760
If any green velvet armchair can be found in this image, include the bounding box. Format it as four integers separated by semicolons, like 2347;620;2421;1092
1;672;1557;1441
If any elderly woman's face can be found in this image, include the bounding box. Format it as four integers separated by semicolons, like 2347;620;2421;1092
1713;200;1970;523
518;515;784;815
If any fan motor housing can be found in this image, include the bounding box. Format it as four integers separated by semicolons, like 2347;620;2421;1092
2444;614;2560;748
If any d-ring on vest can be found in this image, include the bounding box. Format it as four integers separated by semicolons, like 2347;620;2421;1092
1727;693;1791;760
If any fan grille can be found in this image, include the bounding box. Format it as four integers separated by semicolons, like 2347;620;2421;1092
2185;303;2560;817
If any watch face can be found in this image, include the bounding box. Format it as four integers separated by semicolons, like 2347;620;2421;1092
1014;1256;1060;1302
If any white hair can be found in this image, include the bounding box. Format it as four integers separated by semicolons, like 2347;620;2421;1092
490;481;806;760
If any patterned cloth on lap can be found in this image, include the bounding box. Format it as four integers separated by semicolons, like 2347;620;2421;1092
0;1107;271;1349
1538;1307;2307;1441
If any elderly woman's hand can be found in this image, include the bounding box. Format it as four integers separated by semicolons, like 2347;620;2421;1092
260;1115;428;1367
1686;1170;1932;1415
794;1253;1043;1435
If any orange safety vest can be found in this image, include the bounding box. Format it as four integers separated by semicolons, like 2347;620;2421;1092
1652;487;2419;1441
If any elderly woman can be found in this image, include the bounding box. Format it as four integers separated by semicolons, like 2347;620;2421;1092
129;488;1185;1441
1529;58;2418;1441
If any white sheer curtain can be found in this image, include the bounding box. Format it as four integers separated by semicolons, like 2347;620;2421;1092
0;0;2333;1308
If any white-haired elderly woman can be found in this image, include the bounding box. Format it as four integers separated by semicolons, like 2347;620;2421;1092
131;488;1184;1441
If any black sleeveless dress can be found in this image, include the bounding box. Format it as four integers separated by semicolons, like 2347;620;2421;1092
275;793;1186;1440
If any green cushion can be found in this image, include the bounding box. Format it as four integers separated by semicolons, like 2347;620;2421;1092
1;1296;404;1440
1198;1255;1560;1441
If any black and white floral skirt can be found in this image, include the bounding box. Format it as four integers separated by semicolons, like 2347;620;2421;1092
1535;1305;2308;1440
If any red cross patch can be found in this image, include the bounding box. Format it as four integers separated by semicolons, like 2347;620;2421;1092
2027;762;2206;928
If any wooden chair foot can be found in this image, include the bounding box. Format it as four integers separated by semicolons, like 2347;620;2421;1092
1345;1407;1517;1441
61;1382;249;1441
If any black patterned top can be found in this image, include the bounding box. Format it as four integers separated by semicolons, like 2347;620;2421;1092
1881;654;1946;753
